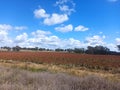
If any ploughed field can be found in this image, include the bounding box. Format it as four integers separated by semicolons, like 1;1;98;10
0;52;120;71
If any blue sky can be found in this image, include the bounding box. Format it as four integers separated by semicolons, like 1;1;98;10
0;0;120;51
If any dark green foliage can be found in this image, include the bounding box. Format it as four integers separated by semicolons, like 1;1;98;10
117;45;120;51
55;48;65;52
86;46;110;55
74;48;85;53
12;46;21;52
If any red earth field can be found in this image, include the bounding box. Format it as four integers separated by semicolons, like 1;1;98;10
0;51;120;70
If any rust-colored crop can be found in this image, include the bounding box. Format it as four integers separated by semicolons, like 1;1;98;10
0;51;120;70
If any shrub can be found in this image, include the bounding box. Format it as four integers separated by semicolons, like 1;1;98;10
0;66;120;90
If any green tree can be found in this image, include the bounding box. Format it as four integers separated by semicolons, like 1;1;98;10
117;45;120;51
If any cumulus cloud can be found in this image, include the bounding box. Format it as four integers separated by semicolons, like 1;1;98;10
83;35;117;51
0;24;119;51
106;43;118;51
14;26;27;30
116;38;120;44
56;0;68;5
34;0;75;25
0;24;12;31
34;8;50;18
14;33;30;47
59;5;75;15
0;24;13;46
13;29;82;49
62;38;81;48
30;30;62;48
75;25;89;32
12;31;120;51
0;24;27;47
85;35;106;46
0;24;27;31
31;30;51;38
55;0;75;15
44;14;68;25
55;24;73;32
29;30;83;48
34;8;69;25
15;33;28;43
60;5;69;11
27;30;56;48
0;31;8;42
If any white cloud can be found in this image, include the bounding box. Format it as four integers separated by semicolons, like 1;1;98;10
0;25;13;46
15;33;28;43
34;8;50;18
27;30;53;48
106;43;118;51
14;32;43;47
34;0;75;25
56;0;68;5
44;13;68;25
14;26;27;30
60;5;69;11
31;30;51;38
0;24;28;47
55;0;75;15
14;33;30;47
85;35;105;46
9;29;120;51
13;29;82;49
28;30;61;48
0;24;12;31
63;38;81;48
75;25;89;32
33;8;69;26
0;24;27;31
83;35;118;51
116;38;120;44
0;24;119;51
55;0;75;8
32;31;82;48
99;32;103;34
55;24;73;32
0;31;8;42
59;5;75;15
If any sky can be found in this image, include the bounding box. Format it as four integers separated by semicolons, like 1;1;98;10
0;0;120;51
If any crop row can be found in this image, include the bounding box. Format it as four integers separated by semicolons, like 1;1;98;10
0;52;120;71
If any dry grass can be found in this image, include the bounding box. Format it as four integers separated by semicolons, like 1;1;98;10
0;65;120;90
0;59;120;82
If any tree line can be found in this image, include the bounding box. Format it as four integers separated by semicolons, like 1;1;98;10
54;45;120;55
0;45;120;55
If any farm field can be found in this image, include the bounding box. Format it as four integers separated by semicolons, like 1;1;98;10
0;51;120;71
0;51;120;90
0;65;120;90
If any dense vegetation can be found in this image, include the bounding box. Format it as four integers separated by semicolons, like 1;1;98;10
1;45;120;55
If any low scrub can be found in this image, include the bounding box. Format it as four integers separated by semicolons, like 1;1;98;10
0;66;120;90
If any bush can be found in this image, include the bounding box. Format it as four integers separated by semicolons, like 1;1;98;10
0;66;120;90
